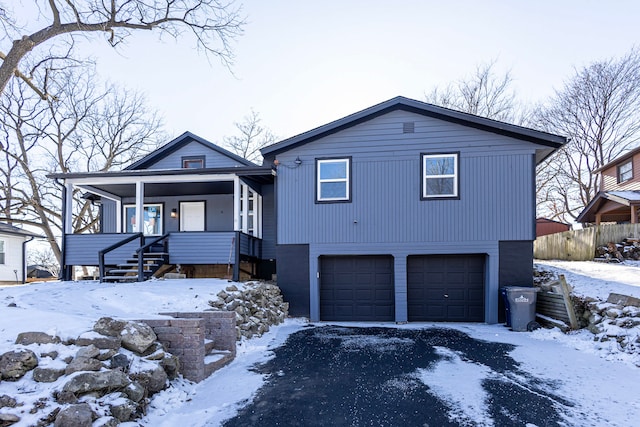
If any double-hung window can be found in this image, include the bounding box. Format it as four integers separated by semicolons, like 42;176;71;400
618;160;633;183
316;158;351;202
421;153;459;199
0;241;4;264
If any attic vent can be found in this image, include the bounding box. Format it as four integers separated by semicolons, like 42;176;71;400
403;122;415;133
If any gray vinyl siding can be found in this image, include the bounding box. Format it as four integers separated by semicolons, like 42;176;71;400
65;232;238;266
146;141;246;169
65;234;142;266
169;232;236;264
101;200;117;233
275;110;538;244
272;110;544;323
261;183;276;260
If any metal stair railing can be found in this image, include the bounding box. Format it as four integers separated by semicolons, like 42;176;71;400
135;232;171;281
99;233;144;283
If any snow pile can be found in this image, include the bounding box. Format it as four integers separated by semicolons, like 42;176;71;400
536;260;640;366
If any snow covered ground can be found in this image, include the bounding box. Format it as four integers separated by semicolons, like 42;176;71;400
0;263;639;426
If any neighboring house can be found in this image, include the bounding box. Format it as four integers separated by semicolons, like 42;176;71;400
0;223;43;285
536;218;571;237
261;96;566;323
50;97;566;324
27;265;55;280
49;131;276;283
577;146;640;224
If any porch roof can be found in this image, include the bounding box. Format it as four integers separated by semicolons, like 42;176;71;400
48;166;275;198
576;190;640;223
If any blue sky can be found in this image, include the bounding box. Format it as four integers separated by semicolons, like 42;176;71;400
9;0;640;143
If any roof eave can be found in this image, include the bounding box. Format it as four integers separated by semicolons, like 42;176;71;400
261;96;567;157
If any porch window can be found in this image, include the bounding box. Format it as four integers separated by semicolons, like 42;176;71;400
421;153;459;199
618;160;633;183
316;158;351;202
124;204;163;235
182;156;205;169
0;241;4;264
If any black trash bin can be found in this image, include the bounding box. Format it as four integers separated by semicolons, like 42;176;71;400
504;287;539;332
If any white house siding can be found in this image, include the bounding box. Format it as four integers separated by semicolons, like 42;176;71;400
0;234;27;284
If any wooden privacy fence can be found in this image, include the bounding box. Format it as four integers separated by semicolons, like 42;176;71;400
534;223;640;261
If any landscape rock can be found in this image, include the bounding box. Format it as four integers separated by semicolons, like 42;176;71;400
109;398;138;422
54;403;94;427
0;413;20;425
120;322;157;354
0;349;38;380
94;416;120;427
65;356;103;375
130;364;167;395
93;317;127;337
75;334;121;350
208;282;289;340
33;366;66;383
160;355;180;379
110;353;130;371
55;391;78;405
124;381;145;403
41;350;59;359
62;370;130;395
76;345;100;359
0;395;17;408
14;332;60;346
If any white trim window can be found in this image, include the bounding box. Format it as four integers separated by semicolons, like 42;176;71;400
422;153;459;199
317;158;351;202
618;160;633;183
124;204;163;235
0;240;4;264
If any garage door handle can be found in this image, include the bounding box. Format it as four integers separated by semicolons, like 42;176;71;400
444;294;449;298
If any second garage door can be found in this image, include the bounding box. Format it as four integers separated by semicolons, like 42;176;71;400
320;255;395;321
407;254;485;322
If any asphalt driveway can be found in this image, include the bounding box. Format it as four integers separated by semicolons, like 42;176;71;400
222;325;574;426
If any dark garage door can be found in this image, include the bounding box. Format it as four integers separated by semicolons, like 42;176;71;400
407;254;485;322
320;255;395;321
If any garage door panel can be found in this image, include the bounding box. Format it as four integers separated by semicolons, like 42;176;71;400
320;256;395;322
408;255;485;322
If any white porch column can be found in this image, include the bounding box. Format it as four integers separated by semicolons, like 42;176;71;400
241;184;249;234
135;181;144;234
115;200;122;233
65;182;74;234
233;176;240;231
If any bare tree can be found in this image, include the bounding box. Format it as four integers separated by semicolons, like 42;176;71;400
27;246;60;278
0;0;244;98
0;64;163;262
425;59;517;122
534;48;640;222
223;110;276;164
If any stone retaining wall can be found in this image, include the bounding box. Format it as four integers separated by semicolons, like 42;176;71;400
140;311;236;383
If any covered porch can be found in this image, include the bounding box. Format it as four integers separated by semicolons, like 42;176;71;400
577;191;640;225
50;167;275;281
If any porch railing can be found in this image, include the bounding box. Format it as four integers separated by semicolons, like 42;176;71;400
135;232;170;281
99;233;144;282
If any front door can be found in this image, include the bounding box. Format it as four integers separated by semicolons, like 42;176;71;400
180;201;205;231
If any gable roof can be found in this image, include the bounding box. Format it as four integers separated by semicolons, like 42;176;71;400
261;96;567;163
0;222;44;238
593;145;640;174
125;131;257;170
575;190;640;223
